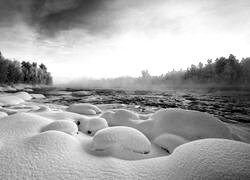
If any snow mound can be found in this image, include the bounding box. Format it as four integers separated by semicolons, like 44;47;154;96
153;133;188;153
13;91;33;101
101;108;234;152
77;117;108;136
0;95;25;106
101;109;140;126
67;103;102;115
149;108;232;140
30;94;45;99
41;120;78;135
31;105;51;112
91;126;151;154
0;113;52;141
0;112;8;119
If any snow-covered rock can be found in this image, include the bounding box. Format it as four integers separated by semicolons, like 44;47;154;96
101;109;150;126
30;94;45;99
0;95;25;106
14;92;33;101
31;105;51;112
91;126;151;154
67;103;102;115
101;109;139;126
76;117;108;136
48;90;72;95
41;120;78;135
24;88;33;92
0;112;8;119
72;91;92;96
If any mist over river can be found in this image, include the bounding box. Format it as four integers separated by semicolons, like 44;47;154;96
31;87;250;125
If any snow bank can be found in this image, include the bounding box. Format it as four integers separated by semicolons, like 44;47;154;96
91;126;151;154
0;108;249;179
130;139;250;179
0;130;249;179
67;103;102;115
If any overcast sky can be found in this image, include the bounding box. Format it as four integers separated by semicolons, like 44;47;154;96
0;0;250;83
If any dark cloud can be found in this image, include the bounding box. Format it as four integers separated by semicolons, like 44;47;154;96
29;0;117;37
0;0;119;38
1;0;249;39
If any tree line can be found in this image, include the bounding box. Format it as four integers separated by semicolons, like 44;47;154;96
139;54;250;88
184;54;250;85
68;54;250;90
0;51;53;85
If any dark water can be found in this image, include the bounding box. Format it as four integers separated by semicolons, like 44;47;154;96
31;87;250;125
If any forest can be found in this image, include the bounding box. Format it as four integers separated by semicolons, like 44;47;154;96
0;51;52;85
137;54;250;88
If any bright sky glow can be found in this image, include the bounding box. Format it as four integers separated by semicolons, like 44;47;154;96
0;0;249;83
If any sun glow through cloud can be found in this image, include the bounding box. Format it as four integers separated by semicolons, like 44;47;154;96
0;0;250;84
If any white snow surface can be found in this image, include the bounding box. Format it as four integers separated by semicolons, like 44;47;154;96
67;103;102;115
0;92;249;179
